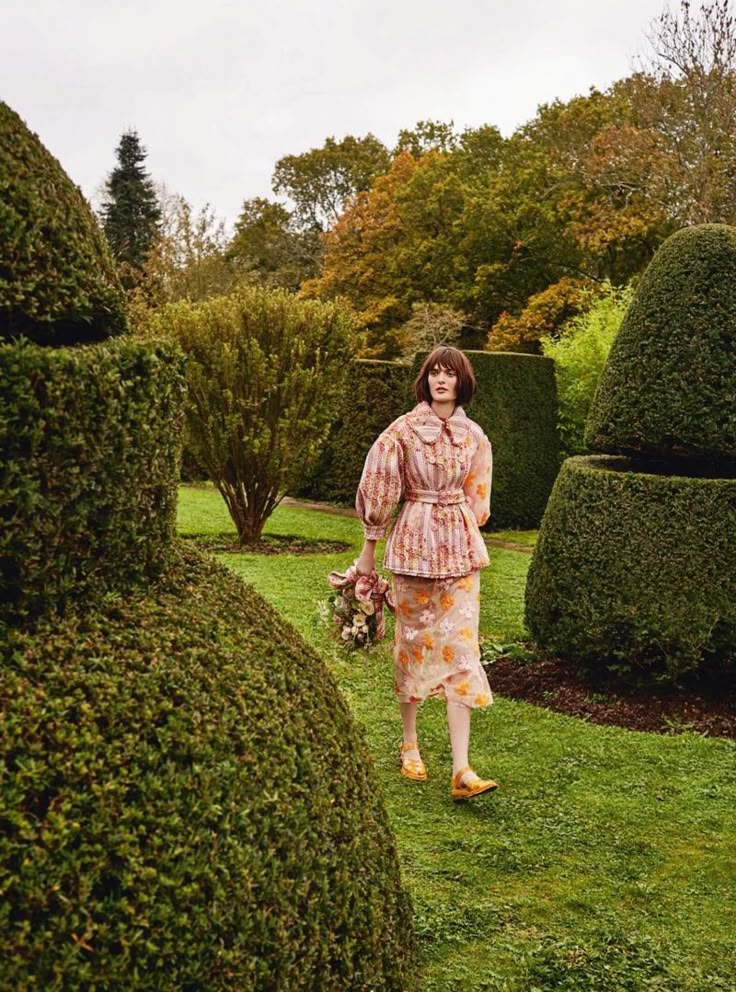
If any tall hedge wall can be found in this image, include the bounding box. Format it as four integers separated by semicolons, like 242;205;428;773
294;351;561;529
420;350;561;529
293;358;411;502
0;336;186;628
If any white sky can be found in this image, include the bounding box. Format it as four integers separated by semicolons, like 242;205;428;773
4;0;668;231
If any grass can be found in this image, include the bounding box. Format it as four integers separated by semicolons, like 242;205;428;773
178;484;736;992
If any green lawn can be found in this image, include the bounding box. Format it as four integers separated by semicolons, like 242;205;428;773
178;484;736;992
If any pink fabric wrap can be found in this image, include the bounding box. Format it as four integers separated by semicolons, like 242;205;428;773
327;561;396;641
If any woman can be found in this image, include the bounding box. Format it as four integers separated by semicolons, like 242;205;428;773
354;346;498;802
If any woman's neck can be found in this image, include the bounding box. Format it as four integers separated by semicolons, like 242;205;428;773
430;399;455;420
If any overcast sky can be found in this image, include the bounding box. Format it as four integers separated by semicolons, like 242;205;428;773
5;0;668;231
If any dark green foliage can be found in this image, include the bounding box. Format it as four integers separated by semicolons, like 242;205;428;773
0;101;128;345
456;350;562;529
524;455;736;682
294;359;411;503
585;224;736;465
0;540;417;991
100;129;161;275
0;336;186;628
295;351;561;529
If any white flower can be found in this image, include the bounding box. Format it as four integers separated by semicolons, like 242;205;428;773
459;603;475;619
404;627;418;641
438;618;453;636
419;610;436;625
457;655;473;672
360;600;375;615
341;627;352;640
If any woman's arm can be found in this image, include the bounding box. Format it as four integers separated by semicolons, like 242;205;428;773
354;431;404;574
355;538;378;576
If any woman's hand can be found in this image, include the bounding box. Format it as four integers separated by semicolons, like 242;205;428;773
355;542;376;577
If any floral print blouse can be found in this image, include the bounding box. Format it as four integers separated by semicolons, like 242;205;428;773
356;401;493;578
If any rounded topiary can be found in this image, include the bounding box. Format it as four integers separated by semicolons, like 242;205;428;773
0;541;417;990
584;224;736;465
0;101;128;345
524;455;736;682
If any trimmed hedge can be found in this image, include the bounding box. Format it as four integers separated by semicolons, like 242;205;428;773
585;224;736;465
523;455;736;682
437;350;561;529
293;359;411;503
295;351;561;529
0;336;186;628
0;540;417;990
0;101;128;346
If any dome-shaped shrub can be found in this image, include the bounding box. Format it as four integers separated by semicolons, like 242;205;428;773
524;455;736;681
0;101;127;345
585;224;736;465
0;541;417;990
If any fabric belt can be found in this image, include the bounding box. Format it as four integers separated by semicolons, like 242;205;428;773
405;488;466;506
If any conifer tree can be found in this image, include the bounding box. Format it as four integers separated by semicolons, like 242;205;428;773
101;129;161;279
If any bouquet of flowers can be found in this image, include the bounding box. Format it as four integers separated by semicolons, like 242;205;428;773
325;560;395;651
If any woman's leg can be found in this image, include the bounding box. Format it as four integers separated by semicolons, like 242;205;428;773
399;700;421;760
446;699;472;779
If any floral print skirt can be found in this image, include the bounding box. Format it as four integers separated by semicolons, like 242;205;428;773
391;569;493;709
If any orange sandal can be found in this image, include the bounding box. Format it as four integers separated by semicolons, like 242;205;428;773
450;766;498;801
399;740;427;781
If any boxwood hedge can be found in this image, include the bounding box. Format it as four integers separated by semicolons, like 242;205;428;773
585;224;736;465
0;540;417;991
524;455;736;682
0;336;187;629
0;101;127;346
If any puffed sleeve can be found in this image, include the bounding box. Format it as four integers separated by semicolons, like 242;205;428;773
463;433;492;527
355;431;405;540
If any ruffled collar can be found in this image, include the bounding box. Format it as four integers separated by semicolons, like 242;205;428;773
406;401;470;445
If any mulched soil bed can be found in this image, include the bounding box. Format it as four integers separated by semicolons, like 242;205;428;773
485;649;736;739
184;534;351;555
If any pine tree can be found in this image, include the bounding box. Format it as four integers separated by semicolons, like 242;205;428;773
101;129;161;278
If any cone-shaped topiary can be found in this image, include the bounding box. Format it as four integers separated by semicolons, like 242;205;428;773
0;101;128;345
585;224;736;465
0;541;418;991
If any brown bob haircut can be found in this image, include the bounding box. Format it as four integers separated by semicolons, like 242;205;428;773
413;346;477;407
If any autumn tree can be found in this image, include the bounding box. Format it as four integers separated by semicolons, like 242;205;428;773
398;302;464;358
393;119;458;157
227;197;321;290
127;185;247;330
272;133;391;229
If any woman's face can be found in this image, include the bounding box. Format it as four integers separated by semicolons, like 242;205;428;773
427;363;458;403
